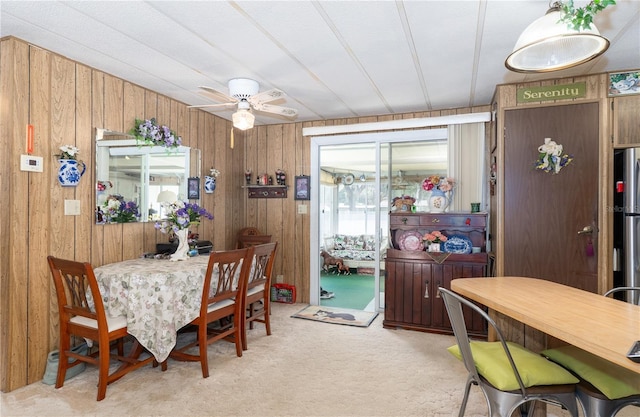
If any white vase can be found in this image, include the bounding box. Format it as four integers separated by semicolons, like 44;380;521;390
429;189;448;213
57;159;86;187
170;229;190;262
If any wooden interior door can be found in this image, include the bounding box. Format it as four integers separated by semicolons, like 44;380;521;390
504;103;599;292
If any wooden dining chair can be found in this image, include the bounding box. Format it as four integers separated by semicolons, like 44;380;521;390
236;234;272;249
170;247;254;378
542;286;640;417
242;242;278;350
439;287;580;417
47;256;154;401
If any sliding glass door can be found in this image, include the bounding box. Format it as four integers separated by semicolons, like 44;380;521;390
310;128;448;312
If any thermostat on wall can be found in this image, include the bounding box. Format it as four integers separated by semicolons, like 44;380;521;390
20;154;43;172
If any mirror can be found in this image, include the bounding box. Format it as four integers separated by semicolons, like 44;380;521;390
95;129;200;224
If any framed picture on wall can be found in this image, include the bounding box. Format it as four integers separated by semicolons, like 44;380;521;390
608;71;640;97
188;177;200;200
294;176;310;200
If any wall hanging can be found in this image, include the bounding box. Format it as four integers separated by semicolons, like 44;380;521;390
55;144;85;187
205;169;220;194
535;137;573;174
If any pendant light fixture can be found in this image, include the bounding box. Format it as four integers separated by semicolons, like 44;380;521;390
505;2;609;73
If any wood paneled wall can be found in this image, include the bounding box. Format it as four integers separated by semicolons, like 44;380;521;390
0;37;245;392
1;36;489;393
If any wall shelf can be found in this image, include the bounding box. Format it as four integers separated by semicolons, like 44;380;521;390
245;185;288;199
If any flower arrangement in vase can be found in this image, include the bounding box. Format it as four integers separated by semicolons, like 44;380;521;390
102;194;140;223
55;144;86;187
423;231;448;252
155;201;213;261
205;168;220;193
422;175;456;213
130;118;182;150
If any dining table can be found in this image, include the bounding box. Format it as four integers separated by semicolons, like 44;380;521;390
93;255;212;362
451;276;640;374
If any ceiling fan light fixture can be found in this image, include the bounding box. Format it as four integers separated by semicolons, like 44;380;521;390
232;109;255;130
505;7;609;73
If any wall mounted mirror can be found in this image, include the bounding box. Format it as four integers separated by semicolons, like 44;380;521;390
95;128;200;224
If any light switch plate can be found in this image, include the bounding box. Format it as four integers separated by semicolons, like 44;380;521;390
297;204;307;214
20;155;43;172
64;200;81;216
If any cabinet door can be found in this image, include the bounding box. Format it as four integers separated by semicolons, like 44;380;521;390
613;95;640;147
384;259;431;328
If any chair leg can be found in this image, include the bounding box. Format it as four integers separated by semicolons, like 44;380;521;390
55;337;71;389
263;298;272;336
458;375;475;417
198;324;209;378
96;344;111;401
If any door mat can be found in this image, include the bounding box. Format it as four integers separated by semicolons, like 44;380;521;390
291;305;378;328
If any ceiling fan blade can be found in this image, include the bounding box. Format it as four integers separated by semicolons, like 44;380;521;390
249;88;285;105
188;102;237;110
198;86;237;104
252;102;298;118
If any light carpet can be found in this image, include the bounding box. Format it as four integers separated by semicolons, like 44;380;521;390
292;305;378;327
1;302;637;417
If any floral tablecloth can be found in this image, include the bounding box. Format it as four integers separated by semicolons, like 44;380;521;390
93;256;212;362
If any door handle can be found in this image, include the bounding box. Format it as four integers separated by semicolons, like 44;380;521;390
578;226;593;235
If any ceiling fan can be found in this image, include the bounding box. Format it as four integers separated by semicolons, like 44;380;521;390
189;78;298;130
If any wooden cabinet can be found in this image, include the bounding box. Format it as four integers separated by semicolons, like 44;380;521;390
612;95;640;147
384;212;488;336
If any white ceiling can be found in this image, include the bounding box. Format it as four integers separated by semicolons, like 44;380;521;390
2;1;639;127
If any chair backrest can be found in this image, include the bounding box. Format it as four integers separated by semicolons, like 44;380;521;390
202;247;254;309
47;256;108;330
603;286;640;305
439;287;528;395
247;242;278;293
236;234;272;249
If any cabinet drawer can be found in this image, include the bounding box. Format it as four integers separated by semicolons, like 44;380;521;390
420;213;486;228
390;214;421;226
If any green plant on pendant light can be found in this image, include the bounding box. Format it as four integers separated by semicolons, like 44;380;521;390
558;0;616;31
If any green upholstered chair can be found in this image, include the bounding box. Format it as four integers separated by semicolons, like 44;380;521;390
542;286;640;417
439;287;579;417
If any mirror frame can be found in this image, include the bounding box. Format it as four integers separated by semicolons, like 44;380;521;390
95;128;199;224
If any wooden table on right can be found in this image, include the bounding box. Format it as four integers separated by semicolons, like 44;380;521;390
451;276;640;374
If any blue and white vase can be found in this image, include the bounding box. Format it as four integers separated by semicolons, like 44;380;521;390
57;159;86;187
429;189;448;213
204;176;216;193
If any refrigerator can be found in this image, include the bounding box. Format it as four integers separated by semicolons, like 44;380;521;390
613;148;640;303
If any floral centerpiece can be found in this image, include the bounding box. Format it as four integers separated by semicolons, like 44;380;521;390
155;200;214;233
423;231;448;252
535;138;573;174
103;195;140;223
422;175;455;192
155;200;213;261
130;118;182;150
